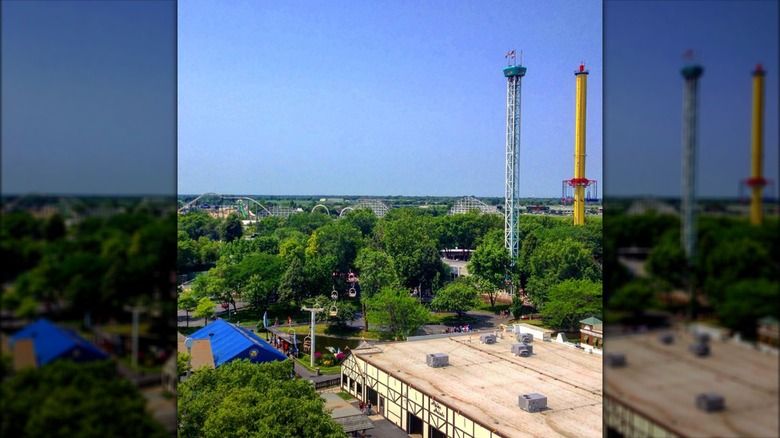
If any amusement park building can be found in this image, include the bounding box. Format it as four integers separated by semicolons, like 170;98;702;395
340;332;602;438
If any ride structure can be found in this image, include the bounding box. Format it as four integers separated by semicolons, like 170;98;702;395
503;51;526;263
562;63;593;226
742;64;768;226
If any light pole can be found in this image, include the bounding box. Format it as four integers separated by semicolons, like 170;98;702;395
123;304;144;369
301;306;324;368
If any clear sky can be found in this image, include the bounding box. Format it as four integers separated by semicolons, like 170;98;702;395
604;0;779;199
178;0;603;197
1;0;176;196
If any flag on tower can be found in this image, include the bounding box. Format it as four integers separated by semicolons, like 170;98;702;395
505;50;515;58
263;311;268;329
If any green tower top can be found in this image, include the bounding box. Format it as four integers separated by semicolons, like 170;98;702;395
503;65;527;77
681;64;704;79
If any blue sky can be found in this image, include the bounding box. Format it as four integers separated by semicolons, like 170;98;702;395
1;1;176;196
178;1;603;197
605;0;779;198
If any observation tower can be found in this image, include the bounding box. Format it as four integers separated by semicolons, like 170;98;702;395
503;51;526;263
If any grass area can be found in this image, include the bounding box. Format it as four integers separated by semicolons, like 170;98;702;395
98;323;153;336
116;355;163;375
294;355;341;375
313;323;381;340
337;392;354;401
427;312;478;325
476;301;510;313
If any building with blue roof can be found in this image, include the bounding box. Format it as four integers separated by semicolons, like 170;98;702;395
187;318;287;367
10;318;109;369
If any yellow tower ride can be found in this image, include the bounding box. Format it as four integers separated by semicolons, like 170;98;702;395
573;64;589;226
748;64;766;226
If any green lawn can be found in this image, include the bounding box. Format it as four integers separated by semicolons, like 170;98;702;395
337;392;354;401
476;301;510;313
427;312;478;325
294;355;342;375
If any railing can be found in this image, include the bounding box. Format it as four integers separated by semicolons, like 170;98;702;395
313;377;341;390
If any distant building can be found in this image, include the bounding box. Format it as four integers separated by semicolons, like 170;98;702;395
179;319;286;369
9;318;108;370
579;316;603;349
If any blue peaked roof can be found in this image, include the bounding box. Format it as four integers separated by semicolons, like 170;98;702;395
189;318;287;367
11;318;108;366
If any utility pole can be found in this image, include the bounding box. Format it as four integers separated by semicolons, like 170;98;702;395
301;306;324;368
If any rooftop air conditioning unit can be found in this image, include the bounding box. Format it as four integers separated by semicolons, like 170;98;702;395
695;393;724;412
689;342;710;357
511;343;531;357
606;353;626;367
659;333;674;345
519;333;533;343
480;334;497;344
695;332;711;344
518;393;547;412
426;353;448;368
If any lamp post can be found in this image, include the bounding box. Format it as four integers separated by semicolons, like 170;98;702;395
301;306;324;368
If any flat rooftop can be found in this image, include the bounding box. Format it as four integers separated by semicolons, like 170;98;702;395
604;329;779;437
358;334;602;438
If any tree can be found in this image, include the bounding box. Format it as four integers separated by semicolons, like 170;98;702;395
43;213;66;241
526;238;601;307
379;213;446;291
220;213;244;242
645;232;686;289
430;278;480;317
539;279;602;330
468;229;511;307
608;277;656;316
177;359;344;438
715;278;779;338
178;289;199;327
194;296;216;322
355;247;398;330
311;295;358;329
365;286;429;339
0;359;167;437
278;257;307;308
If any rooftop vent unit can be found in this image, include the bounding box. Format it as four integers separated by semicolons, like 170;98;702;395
695;393;725;412
518;393;547;412
511;343;531;357
480;334;497;344
659;333;674;345
606;353;626;367
695;332;711;344
426;353;449;368
518;333;533;343
689;342;710;357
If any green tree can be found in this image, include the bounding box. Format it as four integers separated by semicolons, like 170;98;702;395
430;278;480;317
0;360;167;437
178;289;199;327
379;213;446;291
526;237;601;307
220;214;244;242
355;247;398;330
468;229;511;307
365;286;429;339
608;277;657;316
43;213;66;241
716;278;779;338
278;257;307;308
539;279;602;330
177;359;344;438
194;296;217;322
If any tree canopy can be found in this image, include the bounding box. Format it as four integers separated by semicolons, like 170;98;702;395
177;359;344;438
1;360;167;438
